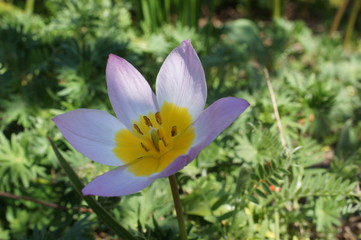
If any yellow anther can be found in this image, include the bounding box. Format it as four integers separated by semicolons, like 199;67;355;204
140;142;150;152
133;124;143;135
143;116;153;127
155;112;162;125
150;129;160;151
171;126;177;137
113;102;196;177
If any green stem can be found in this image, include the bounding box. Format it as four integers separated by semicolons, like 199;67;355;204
344;0;361;48
25;0;34;15
275;211;280;240
329;0;349;35
273;0;281;20
168;175;187;240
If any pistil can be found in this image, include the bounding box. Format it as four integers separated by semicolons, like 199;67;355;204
113;101;195;177
150;129;160;151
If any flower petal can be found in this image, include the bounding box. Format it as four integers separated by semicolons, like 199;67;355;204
156;39;207;120
191;97;249;148
82;166;154;196
155;97;249;177
52;109;124;166
106;54;157;129
153;154;189;178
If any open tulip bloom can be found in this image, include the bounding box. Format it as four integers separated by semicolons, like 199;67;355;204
53;40;249;197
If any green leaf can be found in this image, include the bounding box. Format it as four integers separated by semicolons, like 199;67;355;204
248;195;259;205
261;182;272;195
264;163;271;176
255;189;268;199
251;173;260;181
268;177;281;187
273;172;283;180
48;138;135;240
257;164;265;179
211;194;228;211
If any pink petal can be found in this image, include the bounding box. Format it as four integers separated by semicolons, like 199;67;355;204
82;166;154;196
106;54;157;129
155;97;249;177
156;39;207;120
52;109;124;166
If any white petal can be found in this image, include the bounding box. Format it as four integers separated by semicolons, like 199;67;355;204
106;54;157;129
82;166;154;196
192;97;249;147
52;109;125;166
156;39;207;120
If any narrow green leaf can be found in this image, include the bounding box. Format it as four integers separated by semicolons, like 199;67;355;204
261;182;272;195
279;168;289;175
264;163;271;176
273;172;283;180
268;177;281;187
211;194;228;211
257;164;265;179
268;161;274;171
49;138;136;240
251;173;260;181
255;189;268;199
248;195;259;204
218;210;237;222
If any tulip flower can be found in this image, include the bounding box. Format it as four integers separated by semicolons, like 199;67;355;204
53;39;249;197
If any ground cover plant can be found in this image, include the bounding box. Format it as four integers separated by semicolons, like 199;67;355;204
0;0;360;239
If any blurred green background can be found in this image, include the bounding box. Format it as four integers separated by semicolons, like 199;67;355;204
0;0;360;239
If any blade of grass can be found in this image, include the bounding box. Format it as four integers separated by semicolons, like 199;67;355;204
264;68;287;149
273;0;282;20
344;0;361;48
49;138;135;240
329;0;349;35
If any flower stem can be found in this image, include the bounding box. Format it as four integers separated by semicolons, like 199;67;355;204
168;175;187;240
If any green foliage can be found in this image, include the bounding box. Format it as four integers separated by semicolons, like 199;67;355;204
26;215;94;240
1;0;360;239
0;132;45;191
133;0;208;34
49;139;136;239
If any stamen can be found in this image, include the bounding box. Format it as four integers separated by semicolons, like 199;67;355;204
150;129;160;151
143;116;153;127
133;124;143;135
156;129;166;147
155;112;162;125
161;136;167;147
171;126;177;137
140;142;149;152
157;129;161;138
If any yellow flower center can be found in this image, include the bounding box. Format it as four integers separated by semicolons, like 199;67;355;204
113;102;195;176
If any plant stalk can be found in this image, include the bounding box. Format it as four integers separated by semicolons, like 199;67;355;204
344;0;361;48
25;0;34;15
273;0;281;20
329;0;349;35
264;68;287;149
168;175;187;240
275;211;280;240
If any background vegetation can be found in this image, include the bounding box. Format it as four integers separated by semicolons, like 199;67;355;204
0;0;360;239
